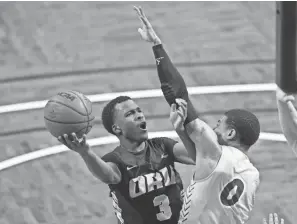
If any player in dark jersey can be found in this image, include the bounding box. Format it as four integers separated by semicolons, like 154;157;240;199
58;95;196;224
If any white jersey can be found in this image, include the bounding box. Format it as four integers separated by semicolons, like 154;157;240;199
178;145;260;224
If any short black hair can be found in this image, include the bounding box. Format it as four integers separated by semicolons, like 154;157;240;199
224;109;260;148
101;96;132;135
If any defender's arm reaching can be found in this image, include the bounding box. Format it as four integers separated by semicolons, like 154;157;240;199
134;6;222;165
134;6;198;162
134;6;198;125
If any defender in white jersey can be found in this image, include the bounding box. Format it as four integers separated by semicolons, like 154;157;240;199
171;100;260;224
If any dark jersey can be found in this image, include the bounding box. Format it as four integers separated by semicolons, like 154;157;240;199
102;137;183;224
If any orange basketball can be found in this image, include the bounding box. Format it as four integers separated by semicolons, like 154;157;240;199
44;90;95;139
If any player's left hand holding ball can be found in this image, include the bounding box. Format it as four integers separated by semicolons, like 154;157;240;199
58;133;90;155
170;98;187;132
134;6;161;45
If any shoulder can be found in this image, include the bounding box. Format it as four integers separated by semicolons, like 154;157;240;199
149;137;178;151
149;137;178;146
147;137;178;161
226;148;260;188
221;146;247;162
221;146;258;172
101;147;121;164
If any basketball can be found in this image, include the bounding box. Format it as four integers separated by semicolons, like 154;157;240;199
44;90;95;139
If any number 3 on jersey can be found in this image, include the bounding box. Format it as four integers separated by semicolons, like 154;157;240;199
220;178;245;206
153;194;172;221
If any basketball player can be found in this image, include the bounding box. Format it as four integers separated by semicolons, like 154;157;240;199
58;95;197;224
276;86;297;156
134;6;260;224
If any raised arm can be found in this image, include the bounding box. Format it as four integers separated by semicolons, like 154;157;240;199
134;6;198;125
134;6;221;162
58;133;122;184
276;86;297;156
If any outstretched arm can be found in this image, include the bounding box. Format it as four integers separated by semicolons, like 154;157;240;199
134;6;222;162
276;86;297;156
134;6;198;125
58;133;122;184
153;44;198;125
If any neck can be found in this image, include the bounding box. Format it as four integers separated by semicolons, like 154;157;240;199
119;138;146;153
229;142;248;154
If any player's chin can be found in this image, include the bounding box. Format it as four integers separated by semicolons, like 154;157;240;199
137;130;149;141
141;131;149;140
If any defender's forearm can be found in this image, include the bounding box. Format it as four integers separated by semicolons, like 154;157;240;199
80;149;119;184
152;44;198;124
153;44;188;100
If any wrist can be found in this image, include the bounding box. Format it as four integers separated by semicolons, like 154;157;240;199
153;37;162;46
175;126;185;133
79;146;91;157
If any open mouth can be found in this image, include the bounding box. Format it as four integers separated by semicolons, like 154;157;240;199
139;121;147;130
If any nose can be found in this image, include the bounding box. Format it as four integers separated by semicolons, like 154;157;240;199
136;112;144;121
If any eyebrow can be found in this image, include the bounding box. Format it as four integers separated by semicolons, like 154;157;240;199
124;107;140;116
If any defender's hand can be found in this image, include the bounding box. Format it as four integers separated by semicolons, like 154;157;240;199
134;6;161;45
276;86;295;103
170;98;187;131
262;213;284;224
58;133;90;155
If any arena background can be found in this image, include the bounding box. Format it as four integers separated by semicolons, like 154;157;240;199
0;2;296;224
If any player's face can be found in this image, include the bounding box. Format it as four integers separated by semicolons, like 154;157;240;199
114;100;148;142
213;116;235;145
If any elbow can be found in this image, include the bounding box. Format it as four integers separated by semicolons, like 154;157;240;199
183;157;196;165
100;175;119;185
89;169;120;184
189;159;196;165
105;172;121;185
187;149;196;165
89;169;109;183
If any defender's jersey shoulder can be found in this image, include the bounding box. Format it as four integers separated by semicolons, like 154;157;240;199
221;146;259;177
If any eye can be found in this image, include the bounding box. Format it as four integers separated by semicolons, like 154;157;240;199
125;110;136;117
125;112;132;117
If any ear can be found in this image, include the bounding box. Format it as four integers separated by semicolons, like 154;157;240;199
226;128;236;140
112;124;122;135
